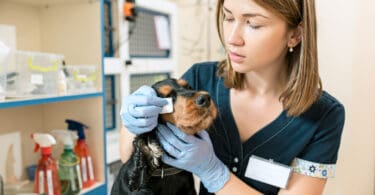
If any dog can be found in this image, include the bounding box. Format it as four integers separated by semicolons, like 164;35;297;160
111;78;217;195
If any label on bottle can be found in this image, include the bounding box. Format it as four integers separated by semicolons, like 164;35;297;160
76;165;83;189
46;169;54;195
38;171;44;194
88;156;95;180
70;167;77;191
81;157;87;182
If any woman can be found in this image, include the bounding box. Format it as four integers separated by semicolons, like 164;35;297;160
120;0;345;194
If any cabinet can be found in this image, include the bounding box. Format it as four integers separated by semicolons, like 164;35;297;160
0;0;107;194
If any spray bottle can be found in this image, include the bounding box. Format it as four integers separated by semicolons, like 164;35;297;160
65;119;95;188
31;133;61;195
52;130;82;195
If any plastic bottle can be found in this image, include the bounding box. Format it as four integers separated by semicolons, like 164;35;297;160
57;70;67;95
52;130;82;195
65;119;95;188
31;133;61;195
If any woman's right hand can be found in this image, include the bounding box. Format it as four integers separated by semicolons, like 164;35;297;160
120;85;168;135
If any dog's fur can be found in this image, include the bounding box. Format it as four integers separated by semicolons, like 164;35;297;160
111;78;217;195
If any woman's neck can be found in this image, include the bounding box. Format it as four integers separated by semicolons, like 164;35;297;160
242;63;287;98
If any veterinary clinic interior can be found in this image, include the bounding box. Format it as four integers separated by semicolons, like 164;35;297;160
0;0;374;194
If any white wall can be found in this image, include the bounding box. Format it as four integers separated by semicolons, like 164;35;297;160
173;0;375;194
319;0;375;194
171;0;223;76
317;0;375;194
0;1;42;51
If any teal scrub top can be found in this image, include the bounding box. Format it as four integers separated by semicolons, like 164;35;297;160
181;61;345;195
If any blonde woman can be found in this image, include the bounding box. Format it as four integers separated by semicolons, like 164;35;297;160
120;0;345;194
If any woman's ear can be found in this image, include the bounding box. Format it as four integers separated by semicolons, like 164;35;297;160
287;24;302;48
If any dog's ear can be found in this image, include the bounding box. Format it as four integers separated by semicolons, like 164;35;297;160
157;85;172;98
177;79;193;89
177;79;188;87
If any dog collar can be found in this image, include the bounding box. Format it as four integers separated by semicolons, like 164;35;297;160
151;167;183;178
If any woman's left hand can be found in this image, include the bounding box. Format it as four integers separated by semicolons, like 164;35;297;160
156;123;230;193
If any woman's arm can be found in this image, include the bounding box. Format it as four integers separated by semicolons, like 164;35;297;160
216;173;262;195
156;123;329;194
216;172;326;195
278;172;326;195
119;126;136;163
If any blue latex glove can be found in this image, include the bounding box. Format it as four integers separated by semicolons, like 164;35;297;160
120;85;168;135
156;123;230;193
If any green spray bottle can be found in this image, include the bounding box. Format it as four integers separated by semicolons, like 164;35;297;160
51;130;82;195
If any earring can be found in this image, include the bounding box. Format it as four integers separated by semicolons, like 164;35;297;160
289;47;294;52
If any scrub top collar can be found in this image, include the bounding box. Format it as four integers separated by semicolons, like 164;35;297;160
216;77;295;162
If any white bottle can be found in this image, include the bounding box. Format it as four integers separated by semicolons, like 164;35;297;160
58;70;67;95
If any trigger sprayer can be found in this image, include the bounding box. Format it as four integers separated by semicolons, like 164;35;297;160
52;130;82;195
65;119;95;188
31;133;61;195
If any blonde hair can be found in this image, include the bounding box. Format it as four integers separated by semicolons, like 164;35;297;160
216;0;322;116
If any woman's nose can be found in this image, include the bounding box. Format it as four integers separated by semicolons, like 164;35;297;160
227;24;244;46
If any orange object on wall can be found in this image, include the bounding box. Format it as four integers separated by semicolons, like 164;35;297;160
123;2;135;17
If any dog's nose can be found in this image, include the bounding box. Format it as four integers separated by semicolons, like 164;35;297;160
195;94;211;108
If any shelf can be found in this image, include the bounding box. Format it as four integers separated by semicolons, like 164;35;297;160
0;92;103;109
4;0;93;7
82;182;107;195
0;0;108;194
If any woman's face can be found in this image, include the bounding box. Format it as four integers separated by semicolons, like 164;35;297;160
223;0;291;73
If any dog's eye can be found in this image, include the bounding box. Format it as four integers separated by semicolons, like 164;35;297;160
168;90;177;98
185;85;193;90
167;90;177;103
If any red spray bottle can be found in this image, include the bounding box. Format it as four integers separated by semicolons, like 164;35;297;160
65;119;95;188
31;133;61;195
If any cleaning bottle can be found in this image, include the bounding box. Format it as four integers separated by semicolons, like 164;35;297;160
57;70;67;95
31;133;61;195
52;130;82;195
65;119;95;188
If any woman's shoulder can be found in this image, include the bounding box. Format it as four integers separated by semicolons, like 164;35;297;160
181;61;220;90
316;91;344;112
302;90;345;123
187;61;219;73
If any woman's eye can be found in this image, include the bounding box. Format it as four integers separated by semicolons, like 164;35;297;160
223;15;234;22
246;20;261;29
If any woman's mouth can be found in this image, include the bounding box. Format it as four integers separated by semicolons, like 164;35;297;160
228;51;245;63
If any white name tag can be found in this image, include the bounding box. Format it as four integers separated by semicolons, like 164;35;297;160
245;155;292;189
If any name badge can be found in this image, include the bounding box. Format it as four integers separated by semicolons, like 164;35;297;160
245;155;292;189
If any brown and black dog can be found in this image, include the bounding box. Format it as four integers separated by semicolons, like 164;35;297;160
111;78;217;195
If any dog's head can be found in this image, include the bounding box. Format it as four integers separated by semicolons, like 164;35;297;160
152;78;217;135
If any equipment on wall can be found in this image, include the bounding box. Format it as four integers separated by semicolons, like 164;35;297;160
123;0;137;22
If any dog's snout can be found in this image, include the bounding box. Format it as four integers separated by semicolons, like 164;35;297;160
195;94;211;108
